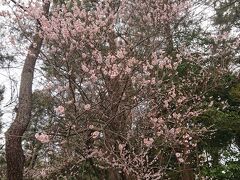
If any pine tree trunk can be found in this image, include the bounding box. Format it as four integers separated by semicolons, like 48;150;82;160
5;2;49;179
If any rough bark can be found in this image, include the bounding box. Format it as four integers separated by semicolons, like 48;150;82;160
5;2;49;180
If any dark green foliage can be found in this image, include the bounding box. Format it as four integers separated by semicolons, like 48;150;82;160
202;160;240;180
197;73;240;179
229;83;240;103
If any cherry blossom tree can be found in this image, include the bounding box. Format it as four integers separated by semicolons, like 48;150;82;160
1;0;233;179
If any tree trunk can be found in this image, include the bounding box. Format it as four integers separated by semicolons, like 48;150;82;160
181;164;194;180
5;2;49;179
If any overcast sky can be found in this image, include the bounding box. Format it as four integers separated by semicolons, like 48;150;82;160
0;0;217;143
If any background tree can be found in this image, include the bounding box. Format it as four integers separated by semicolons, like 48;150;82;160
4;1;50;179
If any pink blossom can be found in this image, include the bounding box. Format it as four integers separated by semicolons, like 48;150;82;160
150;117;158;123
35;133;50;143
54;105;65;116
163;100;169;108
92;131;100;139
169;128;175;135
125;66;132;74
81;64;89;73
118;143;125;151
110;70;118;79
118;144;125;154
175;153;181;158
82;53;87;58
90;74;98;82
151;77;156;84
178;158;184;163
89;125;94;129
84;104;91;110
96;54;103;63
143;138;154;147
116;50;125;59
